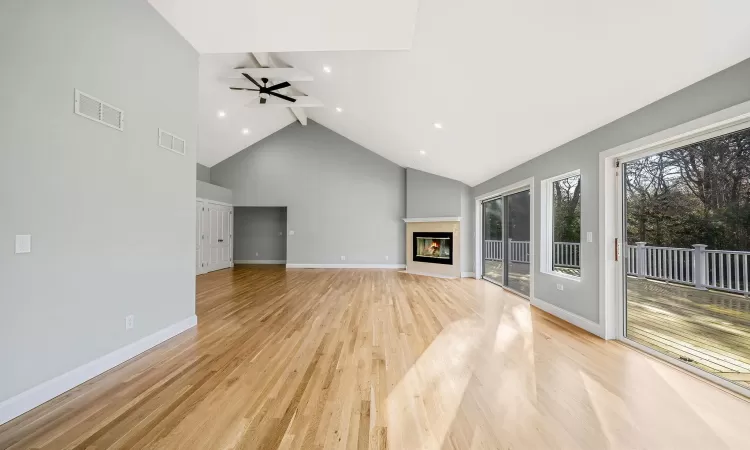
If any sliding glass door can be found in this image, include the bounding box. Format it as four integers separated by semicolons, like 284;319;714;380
482;197;504;285
482;189;531;297
621;126;750;391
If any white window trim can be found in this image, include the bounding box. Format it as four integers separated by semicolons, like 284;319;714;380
540;169;582;282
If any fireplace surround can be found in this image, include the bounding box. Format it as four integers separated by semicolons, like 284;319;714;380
404;218;461;278
413;232;453;265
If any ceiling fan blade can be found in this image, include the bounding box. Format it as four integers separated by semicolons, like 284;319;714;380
260;97;267;104
269;91;296;103
229;87;259;91
266;81;291;92
241;73;262;88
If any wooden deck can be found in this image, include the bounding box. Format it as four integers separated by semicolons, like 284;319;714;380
627;278;750;389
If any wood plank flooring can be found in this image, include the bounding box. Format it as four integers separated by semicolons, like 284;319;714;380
2;266;750;449
627;278;750;388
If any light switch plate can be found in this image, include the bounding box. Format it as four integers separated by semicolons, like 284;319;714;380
587;232;593;243
15;235;31;254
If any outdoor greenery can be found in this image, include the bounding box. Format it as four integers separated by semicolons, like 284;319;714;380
552;174;581;243
483;191;530;241
625;128;750;251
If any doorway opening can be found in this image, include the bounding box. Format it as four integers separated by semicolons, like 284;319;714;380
233;207;288;265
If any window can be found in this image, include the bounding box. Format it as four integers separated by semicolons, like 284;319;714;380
541;170;581;279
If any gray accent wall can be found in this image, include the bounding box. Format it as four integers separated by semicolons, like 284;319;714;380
197;180;232;204
197;163;211;182
406;168;463;218
211;121;406;265
473;57;750;324
0;0;198;403
406;168;474;273
234;207;288;262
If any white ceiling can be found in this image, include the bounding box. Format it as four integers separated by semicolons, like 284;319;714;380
193;0;750;186
148;0;419;53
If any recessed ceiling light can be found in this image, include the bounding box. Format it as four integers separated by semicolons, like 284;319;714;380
335;107;343;113
241;128;250;135
433;122;443;129
323;65;332;73
217;110;226;118
419;150;427;155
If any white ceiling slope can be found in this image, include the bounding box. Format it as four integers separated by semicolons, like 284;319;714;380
195;0;750;186
198;53;296;167
148;0;420;53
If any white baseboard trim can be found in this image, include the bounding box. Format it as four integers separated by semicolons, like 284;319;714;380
286;263;406;269
0;315;197;426
531;298;604;338
234;260;287;264
461;272;475;278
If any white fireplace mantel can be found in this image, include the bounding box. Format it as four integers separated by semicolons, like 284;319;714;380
402;217;461;223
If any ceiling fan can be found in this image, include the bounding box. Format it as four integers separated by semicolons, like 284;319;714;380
229;73;295;104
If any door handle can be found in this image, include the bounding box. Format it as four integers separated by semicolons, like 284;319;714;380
218;239;224;242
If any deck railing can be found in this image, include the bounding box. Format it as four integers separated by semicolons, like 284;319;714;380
485;239;750;296
626;243;749;295
484;240;579;266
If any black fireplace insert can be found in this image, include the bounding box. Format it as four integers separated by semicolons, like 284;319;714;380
413;232;453;265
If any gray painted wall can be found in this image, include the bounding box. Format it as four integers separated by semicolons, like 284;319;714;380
406;168;474;273
473;57;750;324
197;180;232;204
460;185;475;274
406;168;463;218
197;163;211;182
0;0;198;403
211;121;406;265
234;207;288;262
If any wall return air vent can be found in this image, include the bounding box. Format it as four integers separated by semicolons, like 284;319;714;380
74;89;124;131
158;128;186;155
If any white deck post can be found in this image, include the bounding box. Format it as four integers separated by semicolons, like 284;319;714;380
636;242;647;278
693;244;707;290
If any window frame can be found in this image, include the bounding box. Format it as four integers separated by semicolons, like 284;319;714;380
540;169;582;281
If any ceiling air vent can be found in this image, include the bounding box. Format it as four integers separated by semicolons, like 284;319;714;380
74;89;124;131
158;129;186;155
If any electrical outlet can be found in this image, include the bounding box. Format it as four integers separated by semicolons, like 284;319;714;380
385;255;389;261
125;315;134;330
278;231;283;236
255;252;259;256
289;230;295;236
341;255;346;261
556;284;564;291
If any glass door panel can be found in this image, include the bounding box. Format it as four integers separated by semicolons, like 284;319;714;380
482;189;531;297
507;190;531;296
482;197;504;285
622;127;750;391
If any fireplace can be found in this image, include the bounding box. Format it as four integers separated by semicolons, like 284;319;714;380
413;232;453;265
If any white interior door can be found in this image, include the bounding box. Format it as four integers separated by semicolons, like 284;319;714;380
196;200;203;274
206;203;233;272
200;203;211;272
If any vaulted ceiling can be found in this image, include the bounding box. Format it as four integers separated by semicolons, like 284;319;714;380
153;0;750;186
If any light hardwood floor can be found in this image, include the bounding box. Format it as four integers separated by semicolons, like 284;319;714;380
2;266;750;449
